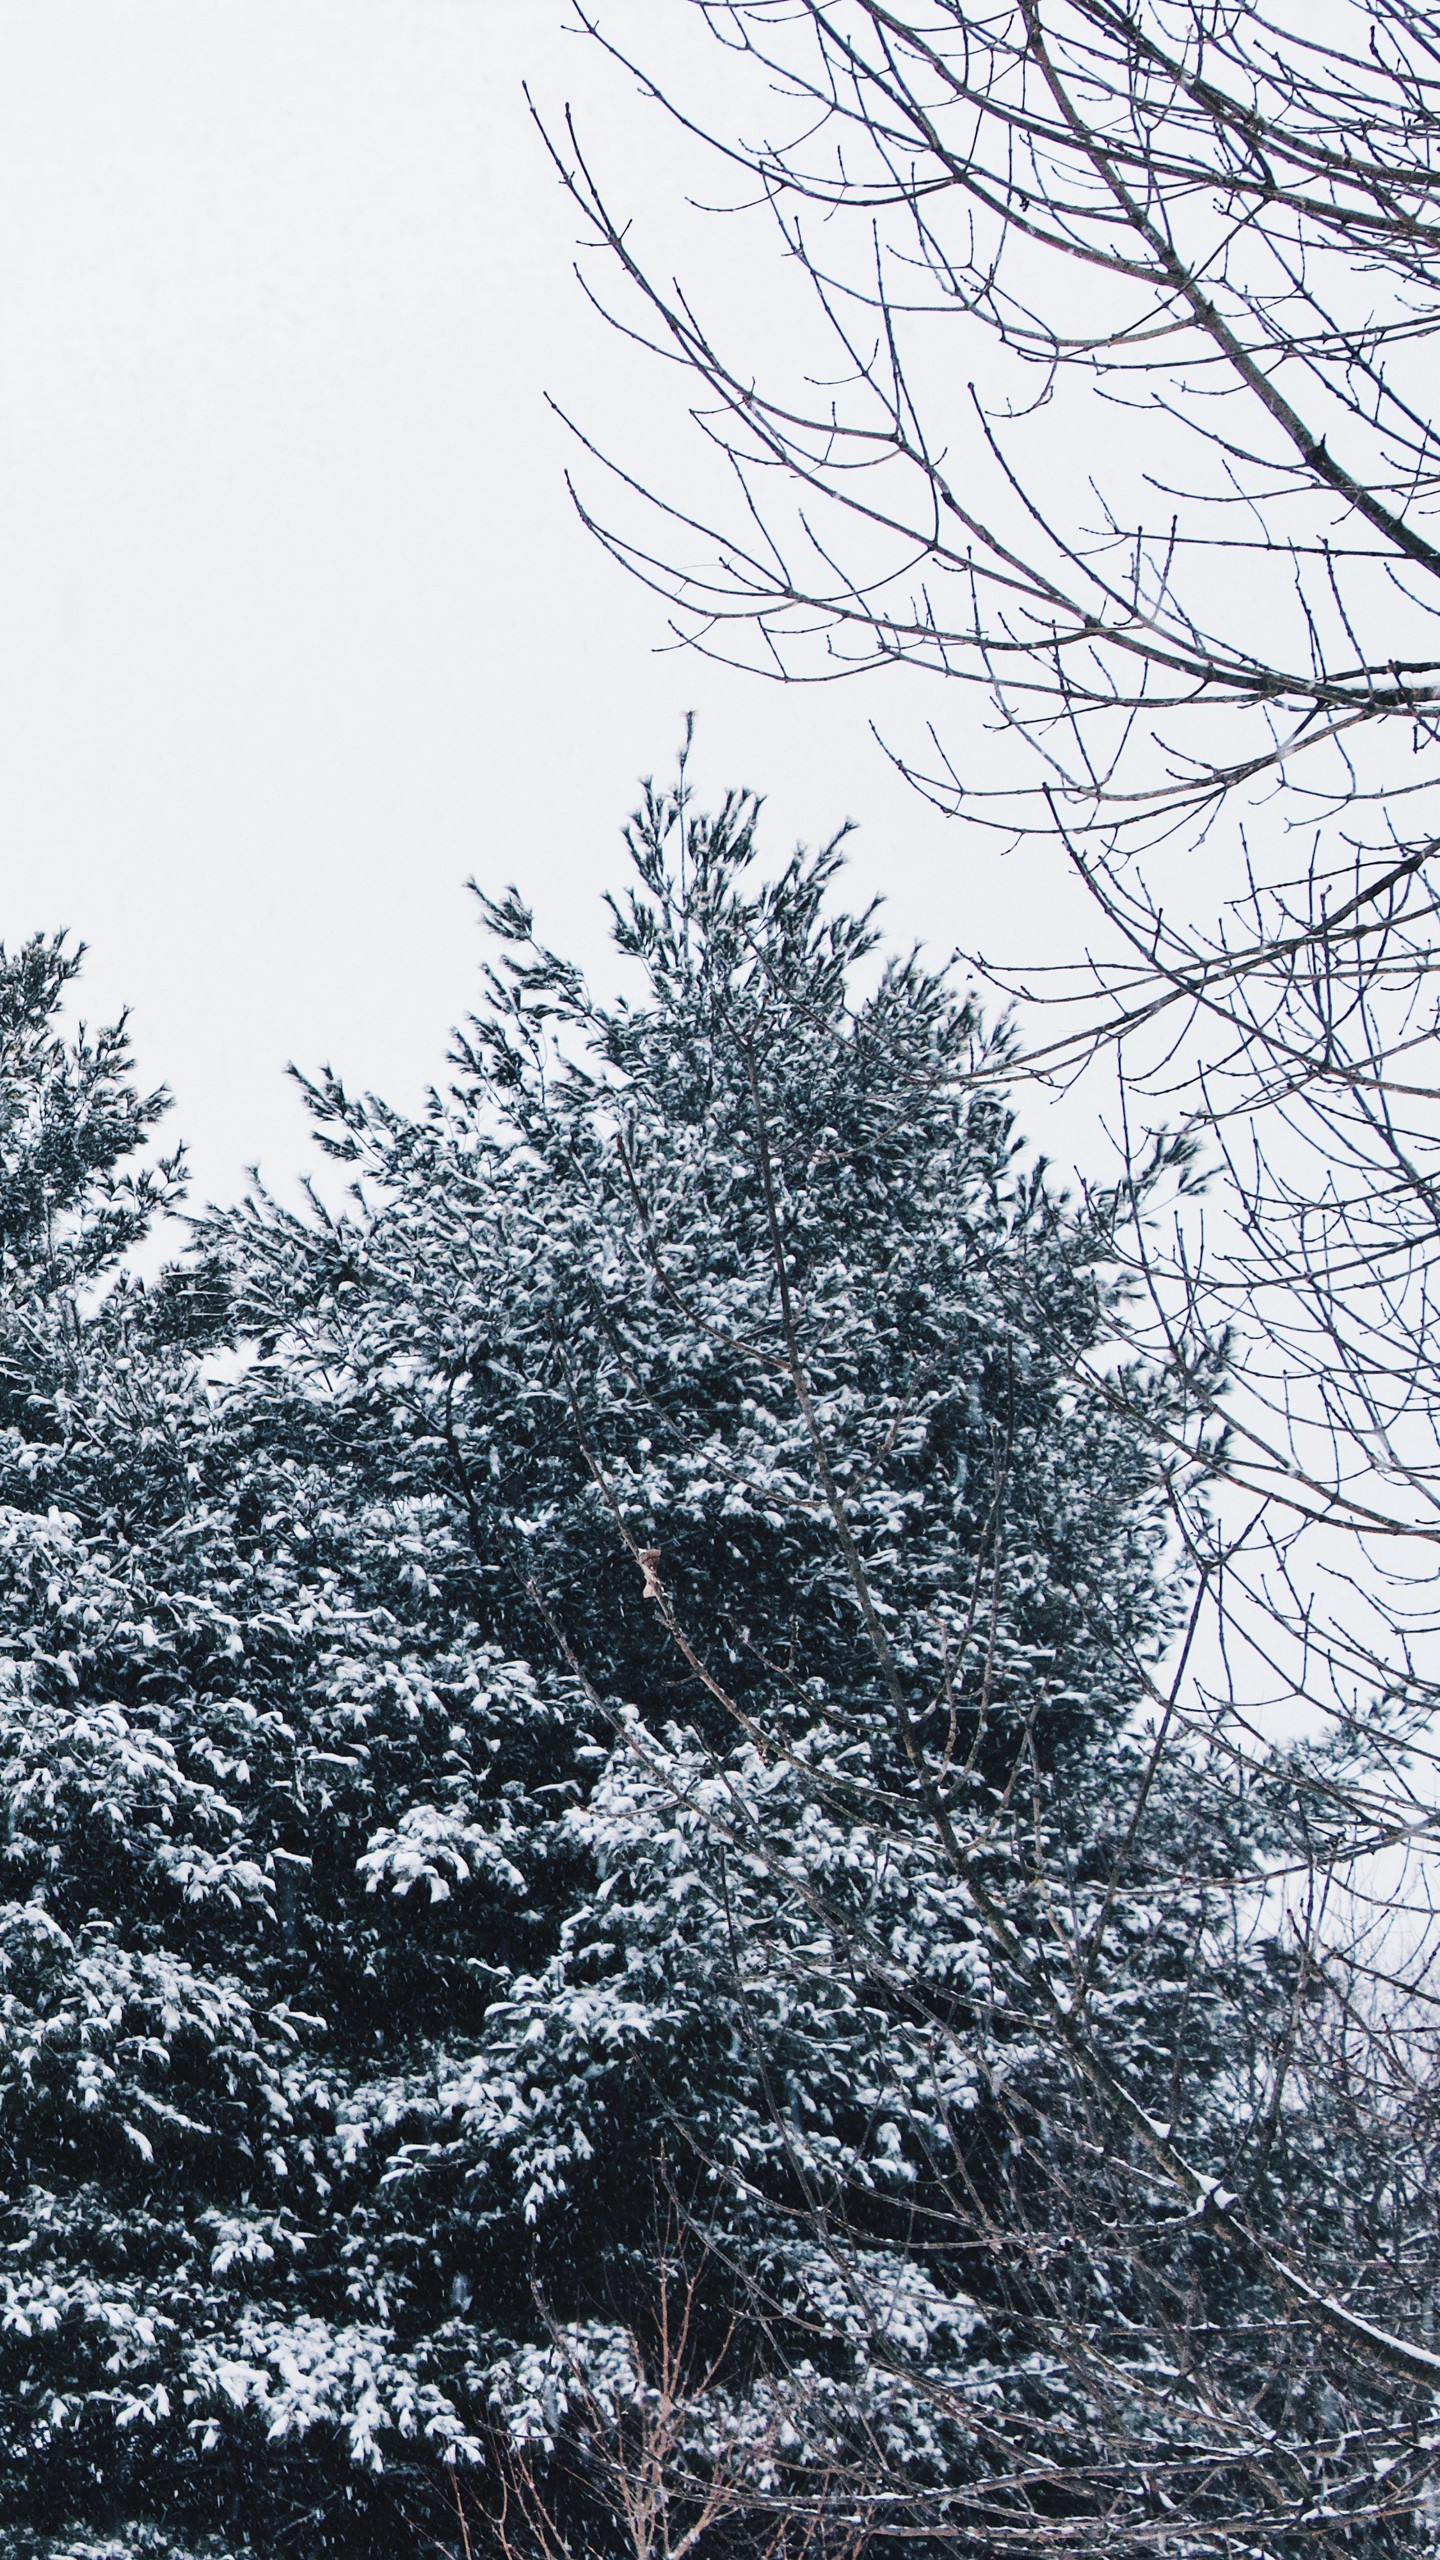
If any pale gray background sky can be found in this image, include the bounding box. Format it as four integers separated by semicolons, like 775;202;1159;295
0;3;1081;1215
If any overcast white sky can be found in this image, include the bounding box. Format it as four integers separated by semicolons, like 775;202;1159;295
0;3;1084;1215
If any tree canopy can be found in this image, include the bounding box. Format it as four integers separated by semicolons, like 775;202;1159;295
0;779;1242;2559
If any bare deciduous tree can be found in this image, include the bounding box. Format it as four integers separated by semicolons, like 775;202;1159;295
520;6;1440;2545
440;2220;847;2560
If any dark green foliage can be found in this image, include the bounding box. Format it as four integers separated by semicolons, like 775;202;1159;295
0;788;1251;2557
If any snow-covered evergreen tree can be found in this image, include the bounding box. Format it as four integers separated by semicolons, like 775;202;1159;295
0;936;581;2555
0;799;1293;2558
201;776;1214;2548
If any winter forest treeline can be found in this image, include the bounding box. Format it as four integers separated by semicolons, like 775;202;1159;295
0;768;1428;2560
0;782;1206;2556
